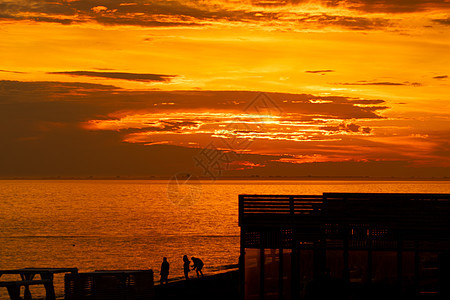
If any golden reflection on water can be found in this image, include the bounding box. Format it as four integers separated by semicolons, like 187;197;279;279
0;180;448;298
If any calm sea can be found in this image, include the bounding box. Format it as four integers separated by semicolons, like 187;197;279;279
0;180;449;298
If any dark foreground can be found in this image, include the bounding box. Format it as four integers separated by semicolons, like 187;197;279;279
155;270;240;300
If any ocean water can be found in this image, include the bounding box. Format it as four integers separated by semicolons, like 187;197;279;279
0;180;449;298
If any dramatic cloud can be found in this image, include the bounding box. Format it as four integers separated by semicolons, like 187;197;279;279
0;69;26;74
338;81;422;86
48;71;178;82
0;80;448;178
433;17;450;25
433;75;448;79
0;79;391;155
250;0;450;13
320;122;371;134
305;70;335;74
0;13;76;24
0;80;119;105
278;13;391;30
336;0;450;13
0;0;209;27
0;0;397;30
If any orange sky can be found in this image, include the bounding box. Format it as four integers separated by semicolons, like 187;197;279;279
0;0;449;178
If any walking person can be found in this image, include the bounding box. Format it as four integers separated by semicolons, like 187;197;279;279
183;255;190;280
191;256;204;278
160;257;169;285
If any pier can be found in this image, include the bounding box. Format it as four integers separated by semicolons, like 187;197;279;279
239;193;450;299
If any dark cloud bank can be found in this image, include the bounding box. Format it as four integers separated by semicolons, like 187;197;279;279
0;79;448;178
48;71;177;82
0;0;431;30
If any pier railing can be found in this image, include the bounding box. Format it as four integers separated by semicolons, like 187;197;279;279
239;193;450;233
238;194;323;226
239;192;450;250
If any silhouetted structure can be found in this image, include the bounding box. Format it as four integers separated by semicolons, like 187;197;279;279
0;268;77;300
183;255;190;280
192;257;204;278
160;257;169;285
239;193;450;300
65;270;154;299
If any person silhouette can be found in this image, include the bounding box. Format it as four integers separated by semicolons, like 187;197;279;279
183;255;190;280
160;257;169;285
191;256;204;278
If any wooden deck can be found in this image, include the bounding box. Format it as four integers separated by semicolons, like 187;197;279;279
239;193;450;299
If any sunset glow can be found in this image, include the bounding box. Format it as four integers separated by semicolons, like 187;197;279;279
1;0;449;178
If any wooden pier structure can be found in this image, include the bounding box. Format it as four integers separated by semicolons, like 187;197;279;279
239;193;450;300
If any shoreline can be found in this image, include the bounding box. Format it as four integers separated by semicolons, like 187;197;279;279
154;264;239;286
155;269;240;300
